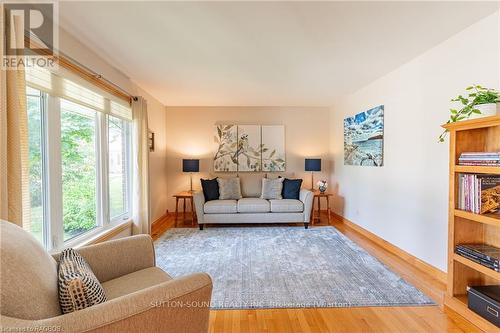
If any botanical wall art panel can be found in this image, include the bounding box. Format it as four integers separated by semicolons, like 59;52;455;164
213;124;286;172
261;125;285;171
237;125;262;172
214;124;238;171
344;105;384;167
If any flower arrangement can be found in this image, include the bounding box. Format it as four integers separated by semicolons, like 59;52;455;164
317;180;328;193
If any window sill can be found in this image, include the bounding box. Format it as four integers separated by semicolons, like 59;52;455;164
51;219;132;252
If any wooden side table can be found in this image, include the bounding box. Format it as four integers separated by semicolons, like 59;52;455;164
311;191;332;225
173;191;196;227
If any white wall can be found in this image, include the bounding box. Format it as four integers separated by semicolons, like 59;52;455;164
329;12;500;272
59;28;168;223
165;106;331;212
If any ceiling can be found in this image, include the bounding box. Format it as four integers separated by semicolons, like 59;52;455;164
59;1;498;106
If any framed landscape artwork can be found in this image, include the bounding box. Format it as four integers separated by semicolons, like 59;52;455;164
213;125;285;172
344;105;384;167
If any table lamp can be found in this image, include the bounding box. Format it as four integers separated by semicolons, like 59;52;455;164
305;158;321;191
182;159;199;192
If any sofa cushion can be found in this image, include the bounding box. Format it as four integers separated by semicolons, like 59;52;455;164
0;221;61;320
204;200;238;214
217;177;242;200
58;248;108;314
102;267;172;300
237;198;271;213
282;178;303;200
270;199;304;213
261;177;284;200
201;178;219;201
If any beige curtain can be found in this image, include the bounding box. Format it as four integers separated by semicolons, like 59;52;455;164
0;15;30;228
131;97;150;235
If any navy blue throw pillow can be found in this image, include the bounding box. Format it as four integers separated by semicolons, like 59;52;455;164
201;178;219;201
282;178;303;200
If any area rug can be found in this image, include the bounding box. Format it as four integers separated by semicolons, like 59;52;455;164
155;226;435;309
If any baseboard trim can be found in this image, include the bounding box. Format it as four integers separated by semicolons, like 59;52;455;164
331;212;447;285
151;212;169;227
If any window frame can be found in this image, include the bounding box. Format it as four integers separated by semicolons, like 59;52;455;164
107;115;132;223
26;88;133;250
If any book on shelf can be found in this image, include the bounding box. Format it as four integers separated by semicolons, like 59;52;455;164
459;152;500;166
457;174;500;214
455;244;500;272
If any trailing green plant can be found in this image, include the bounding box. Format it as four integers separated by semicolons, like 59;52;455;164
438;85;499;142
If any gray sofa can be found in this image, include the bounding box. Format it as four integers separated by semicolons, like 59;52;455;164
193;174;314;229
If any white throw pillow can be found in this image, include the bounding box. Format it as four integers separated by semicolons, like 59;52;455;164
217;177;242;200
260;177;284;200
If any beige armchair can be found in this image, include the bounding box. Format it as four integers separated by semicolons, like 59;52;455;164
0;221;212;333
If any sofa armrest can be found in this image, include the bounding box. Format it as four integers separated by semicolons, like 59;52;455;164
193;191;205;224
52;235;155;283
299;189;314;223
0;273;213;333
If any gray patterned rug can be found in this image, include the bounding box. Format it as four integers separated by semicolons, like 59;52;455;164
155;226;434;309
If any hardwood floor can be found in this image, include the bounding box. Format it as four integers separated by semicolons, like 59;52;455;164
152;213;482;333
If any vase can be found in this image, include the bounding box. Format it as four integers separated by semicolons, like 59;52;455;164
319;185;327;193
469;103;499;119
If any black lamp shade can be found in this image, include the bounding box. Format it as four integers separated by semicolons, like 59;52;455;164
182;159;199;172
305;158;321;172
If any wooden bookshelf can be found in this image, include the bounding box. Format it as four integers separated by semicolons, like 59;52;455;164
454;209;500;227
454;165;500;175
442;115;500;333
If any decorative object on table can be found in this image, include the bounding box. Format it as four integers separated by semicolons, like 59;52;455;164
148;130;155;152
213;124;285;172
457;174;499;214
282;178;303;200
173;191;196;227
261;125;285;172
155;226;434;309
455;244;500;271
217;177;242;200
438;85;499;142
344;105;384;166
260;177;284;200
200;178;219;201
305;158;321;190
182;159;199;192
317;180;328;193
467;285;500;327
458;152;500;166
311;191;332;225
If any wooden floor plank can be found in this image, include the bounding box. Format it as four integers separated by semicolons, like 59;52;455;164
152;212;481;332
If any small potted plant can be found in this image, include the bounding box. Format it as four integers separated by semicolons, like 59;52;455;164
439;85;499;142
317;180;328;193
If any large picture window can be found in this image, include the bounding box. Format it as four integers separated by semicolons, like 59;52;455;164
60;99;98;241
25;69;133;249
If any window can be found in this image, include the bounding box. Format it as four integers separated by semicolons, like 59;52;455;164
25;68;133;249
60;99;98;241
108;116;131;220
26;87;46;244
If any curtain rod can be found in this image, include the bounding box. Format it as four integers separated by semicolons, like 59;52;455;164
24;32;137;103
